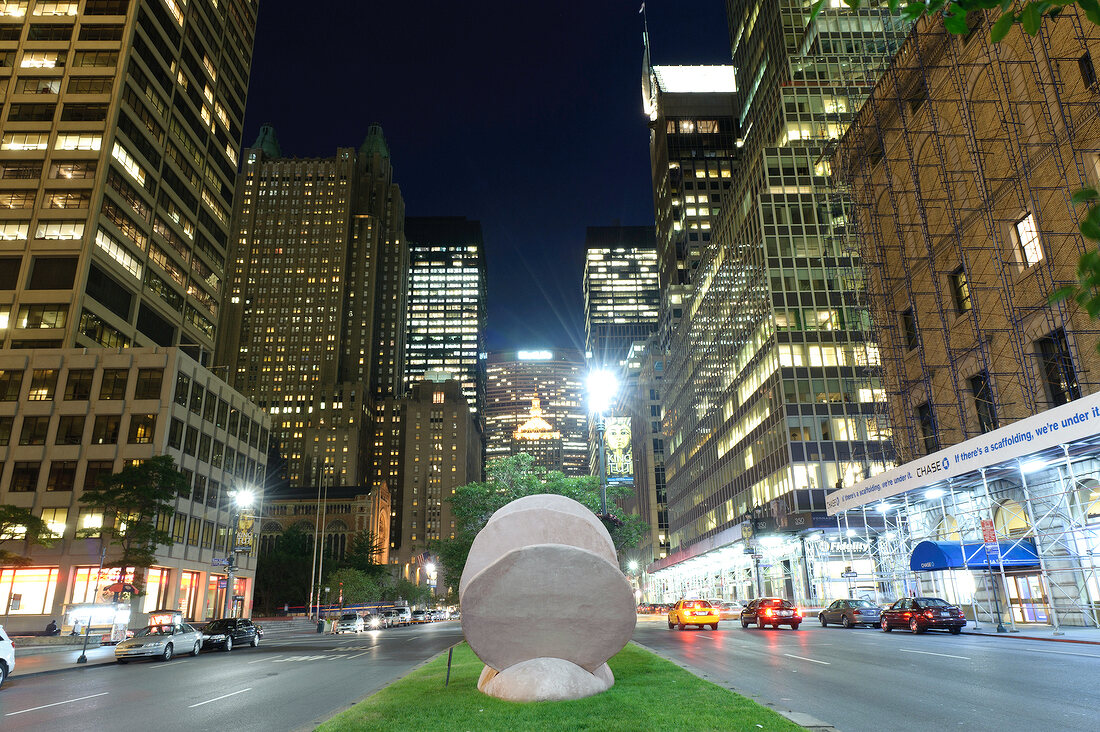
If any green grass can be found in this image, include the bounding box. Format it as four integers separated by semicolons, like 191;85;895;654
318;642;804;732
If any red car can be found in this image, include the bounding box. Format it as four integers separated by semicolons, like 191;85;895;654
740;598;802;629
880;597;966;634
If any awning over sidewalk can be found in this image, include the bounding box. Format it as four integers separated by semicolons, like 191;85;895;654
909;539;1040;572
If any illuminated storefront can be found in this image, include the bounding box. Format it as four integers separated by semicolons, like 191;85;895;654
1;567;59;616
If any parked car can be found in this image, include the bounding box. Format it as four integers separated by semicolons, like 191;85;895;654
668;599;719;630
202;618;261;650
411;609;430;623
333;613;364;634
381;609;400;626
0;624;14;688
716;600;746;620
115;623;203;663
819;599;881;628
880;597;966;634
394;607;412;625
362;613;385;629
740;598;802;629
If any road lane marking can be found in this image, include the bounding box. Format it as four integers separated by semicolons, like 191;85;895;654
347;651;371;659
899;648;970;660
6;692;110;716
783;653;830;665
1028;647;1100;660
247;655;277;664
188;688;252;708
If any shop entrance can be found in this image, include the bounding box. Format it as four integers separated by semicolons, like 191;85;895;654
1008;573;1049;624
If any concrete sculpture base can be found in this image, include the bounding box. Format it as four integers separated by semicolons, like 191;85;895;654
459;494;636;702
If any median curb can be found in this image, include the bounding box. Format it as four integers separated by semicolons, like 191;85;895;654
631;639;839;732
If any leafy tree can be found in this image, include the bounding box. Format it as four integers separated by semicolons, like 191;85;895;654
78;455;185;587
326;567;382;606
432;454;648;593
0;504;54;565
253;523;313;615
340;529;385;575
381;576;433;607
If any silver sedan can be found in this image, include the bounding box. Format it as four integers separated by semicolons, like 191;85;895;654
115;623;203;663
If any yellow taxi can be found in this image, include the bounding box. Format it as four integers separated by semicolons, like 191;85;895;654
668;599;719;630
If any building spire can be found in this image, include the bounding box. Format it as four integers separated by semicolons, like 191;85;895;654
360;123;389;159
251;123;282;158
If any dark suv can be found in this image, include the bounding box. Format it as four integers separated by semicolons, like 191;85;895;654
740;598;802;629
201;618;262;651
880;597;966;634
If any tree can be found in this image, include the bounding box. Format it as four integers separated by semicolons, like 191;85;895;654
0;504;54;565
77;455;185;587
381;576;433;607
326;567;381;606
432;454;649;593
340;529;385;575
253;523;313;615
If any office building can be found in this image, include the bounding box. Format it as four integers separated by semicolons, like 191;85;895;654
374;375;482;592
621;337;669;564
642;60;736;348
216;125;407;487
647;2;907;604
405;217;486;424
582;226;659;369
0;0;258;362
825;10;1100;627
0;347;268;632
484;348;587;476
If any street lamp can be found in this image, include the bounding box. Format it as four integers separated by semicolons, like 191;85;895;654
223;487;256;619
587;368;619;517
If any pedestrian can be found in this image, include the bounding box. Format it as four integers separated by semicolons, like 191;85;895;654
44;619;59;636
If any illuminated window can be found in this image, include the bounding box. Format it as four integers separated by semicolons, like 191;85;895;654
950;267;971;313
1014;214;1042;266
0;567;60;615
41;507;68;538
27;369;58;400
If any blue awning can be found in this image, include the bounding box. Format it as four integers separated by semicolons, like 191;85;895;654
910;539;1040;572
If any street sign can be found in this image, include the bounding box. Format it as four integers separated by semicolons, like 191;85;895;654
980;519;997;545
211;558;230;566
984;544;1001;560
750;554;763;560
217;579;228;589
841;571;858;578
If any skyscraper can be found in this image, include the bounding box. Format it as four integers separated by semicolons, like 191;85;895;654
405;216;487;424
642;62;736;348
217;125;407;486
484;348;587;476
582;226;659;369
648;2;906;603
0;0;258;360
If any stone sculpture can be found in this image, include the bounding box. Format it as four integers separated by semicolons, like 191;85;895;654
460;494;637;702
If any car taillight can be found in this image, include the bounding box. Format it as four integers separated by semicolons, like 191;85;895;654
924;609;935;620
853;609;862;615
792;607;801;616
763;608;773;616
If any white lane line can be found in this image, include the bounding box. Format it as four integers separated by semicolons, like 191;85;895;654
1028;647;1100;660
899;648;971;660
188;688;252;708
347;651;371;659
247;655;277;664
6;692;110;716
783;653;830;665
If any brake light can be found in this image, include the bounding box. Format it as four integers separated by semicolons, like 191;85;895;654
924;609;935;620
853;609;862;615
763;608;773;617
792;607;801;617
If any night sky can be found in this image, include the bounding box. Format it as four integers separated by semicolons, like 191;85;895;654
242;1;730;352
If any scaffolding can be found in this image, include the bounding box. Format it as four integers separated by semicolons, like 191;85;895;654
829;10;1100;627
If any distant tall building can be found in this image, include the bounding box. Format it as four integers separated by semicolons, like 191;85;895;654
0;0;258;360
217;125;407;486
582;226;659;368
642;63;737;348
405;217;487;423
621;337;669;563
484;349;587;475
374;375;482;592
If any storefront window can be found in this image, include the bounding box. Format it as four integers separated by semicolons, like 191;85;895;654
142;568;170;613
1;566;60;615
69;566;134;603
206;574;226;620
178;570;201;620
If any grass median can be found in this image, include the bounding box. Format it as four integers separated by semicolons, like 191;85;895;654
318;641;803;731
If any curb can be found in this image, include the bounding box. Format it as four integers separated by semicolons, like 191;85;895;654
963;630;1100;646
11;657;117;681
630;640;839;731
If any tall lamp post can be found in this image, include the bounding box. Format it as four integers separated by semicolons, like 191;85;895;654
586;368;619;517
223;488;255;619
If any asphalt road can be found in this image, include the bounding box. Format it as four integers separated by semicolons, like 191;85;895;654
633;615;1099;732
0;621;464;732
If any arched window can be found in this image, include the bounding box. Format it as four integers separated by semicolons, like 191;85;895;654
994;500;1030;536
935;515;960;541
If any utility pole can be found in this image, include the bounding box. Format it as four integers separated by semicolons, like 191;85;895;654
315;467;329;618
307;462;322;619
76;543;106;664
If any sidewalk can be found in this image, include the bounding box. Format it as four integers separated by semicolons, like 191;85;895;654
12;645;117;678
964;623;1100;645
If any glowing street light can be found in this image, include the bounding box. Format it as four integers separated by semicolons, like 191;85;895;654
586;368;620;517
